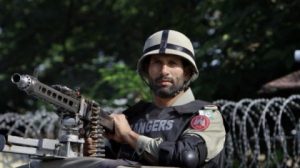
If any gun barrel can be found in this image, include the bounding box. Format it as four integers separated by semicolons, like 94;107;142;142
11;73;21;83
11;73;80;114
11;73;32;90
10;73;114;158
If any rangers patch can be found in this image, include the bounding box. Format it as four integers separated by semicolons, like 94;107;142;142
190;115;210;131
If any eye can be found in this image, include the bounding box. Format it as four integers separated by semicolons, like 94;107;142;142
169;61;177;65
150;58;161;65
168;60;180;67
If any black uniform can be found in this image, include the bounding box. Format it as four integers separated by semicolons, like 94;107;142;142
114;100;228;167
18;96;228;168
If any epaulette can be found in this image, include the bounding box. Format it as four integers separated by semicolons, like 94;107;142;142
203;105;218;110
173;100;216;114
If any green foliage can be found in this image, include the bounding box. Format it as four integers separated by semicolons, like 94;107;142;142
192;0;300;101
88;61;151;106
0;0;299;112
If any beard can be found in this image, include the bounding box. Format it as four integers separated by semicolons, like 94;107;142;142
148;75;185;98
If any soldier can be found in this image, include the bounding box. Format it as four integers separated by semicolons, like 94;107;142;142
85;29;228;167
19;30;227;168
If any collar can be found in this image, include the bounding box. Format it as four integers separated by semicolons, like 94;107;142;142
172;88;195;106
167;88;210;114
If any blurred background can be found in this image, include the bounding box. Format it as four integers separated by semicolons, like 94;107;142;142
0;0;300;167
1;0;300;112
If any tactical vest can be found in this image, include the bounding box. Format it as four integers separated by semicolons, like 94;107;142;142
117;100;227;167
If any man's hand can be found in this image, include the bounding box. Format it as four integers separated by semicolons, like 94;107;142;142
85;113;140;156
84;138;96;156
106;113;140;148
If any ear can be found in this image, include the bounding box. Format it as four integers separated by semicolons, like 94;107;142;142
184;66;193;81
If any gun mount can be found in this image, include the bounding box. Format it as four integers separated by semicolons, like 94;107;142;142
0;73;114;159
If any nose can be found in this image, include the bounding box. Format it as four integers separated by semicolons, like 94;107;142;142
161;64;170;75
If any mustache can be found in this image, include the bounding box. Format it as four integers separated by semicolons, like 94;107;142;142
155;75;174;83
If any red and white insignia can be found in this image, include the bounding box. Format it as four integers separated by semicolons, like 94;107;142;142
190;115;210;131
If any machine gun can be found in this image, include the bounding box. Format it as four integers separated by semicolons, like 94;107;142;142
0;73;114;159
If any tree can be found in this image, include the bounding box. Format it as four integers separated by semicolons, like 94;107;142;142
192;0;300;100
0;0;299;113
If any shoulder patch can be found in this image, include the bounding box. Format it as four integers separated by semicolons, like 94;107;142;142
190;115;210;131
198;109;215;120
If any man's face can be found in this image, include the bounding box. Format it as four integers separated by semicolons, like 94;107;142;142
147;54;188;98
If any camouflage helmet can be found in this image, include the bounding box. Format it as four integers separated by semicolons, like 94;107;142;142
137;30;199;81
